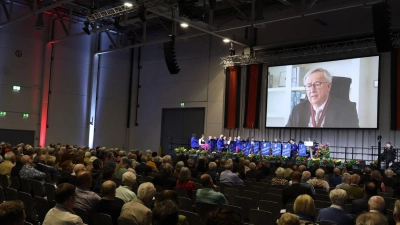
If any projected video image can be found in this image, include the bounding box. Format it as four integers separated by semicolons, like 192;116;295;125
265;56;379;128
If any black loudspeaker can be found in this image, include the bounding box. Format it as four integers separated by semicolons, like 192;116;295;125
372;1;393;52
163;41;180;74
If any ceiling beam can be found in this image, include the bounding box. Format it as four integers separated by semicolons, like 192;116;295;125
147;6;248;47
0;0;74;29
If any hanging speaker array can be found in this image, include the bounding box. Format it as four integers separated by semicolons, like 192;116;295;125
163;41;180;74
372;0;393;53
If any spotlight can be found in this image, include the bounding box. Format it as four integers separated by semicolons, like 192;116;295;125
223;38;230;43
124;2;133;7
82;20;91;35
180;23;189;28
113;17;122;30
35;13;44;30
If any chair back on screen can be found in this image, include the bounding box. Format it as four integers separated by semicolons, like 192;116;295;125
330;76;352;102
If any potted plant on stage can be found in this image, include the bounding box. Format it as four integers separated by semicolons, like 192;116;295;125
345;159;360;169
174;147;187;154
370;160;379;169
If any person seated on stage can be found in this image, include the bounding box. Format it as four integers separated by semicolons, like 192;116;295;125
196;174;228;206
246;162;263;182
317;189;353;225
191;134;199;150
371;170;386;192
272;167;289;186
120;182;156;225
0;200;26;225
368;196;385;213
283;172;313;207
293;194;315;224
217;135;225;152
356;212;388;225
383;169;395;188
278;213;300;225
219;159;243;186
336;173;351;189
341;174;363;200
351;182;378;215
329;168;343;186
289;139;298;158
309;169;329;192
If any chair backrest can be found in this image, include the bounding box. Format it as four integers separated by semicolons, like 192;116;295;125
192;190;197;203
243;180;253;187
223;188;239;205
190;178;199;183
10;176;20;190
330;76;352;102
19;178;31;193
243;190;259;207
34;196;50;223
29;179;44;197
118;217;138;225
264;193;283;209
144;176;154;183
0;186;4;203
286;203;294;213
73;207;90;224
314;200;331;209
18;191;34;221
195;202;220;220
318;221;336;225
249;209;274;225
179;196;193;212
222;205;243;221
174;187;189;198
315;194;330;202
179;210;202;225
234;196;255;221
315;189;328;195
232;184;246;195
194;183;203;189
250;185;266;194
268;188;283;195
5;187;19;201
0;174;9;188
45;183;56;206
259;200;280;221
92;213;113;225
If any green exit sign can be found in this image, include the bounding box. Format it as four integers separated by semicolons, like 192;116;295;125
0;111;6;116
22;113;29;118
180;102;185;107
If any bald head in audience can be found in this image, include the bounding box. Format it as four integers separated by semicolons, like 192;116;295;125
200;174;214;188
101;180;117;199
21;155;32;166
333;167;341;176
77;171;92;189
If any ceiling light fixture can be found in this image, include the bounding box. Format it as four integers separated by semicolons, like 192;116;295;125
223;38;230;43
180;23;189;28
124;2;133;7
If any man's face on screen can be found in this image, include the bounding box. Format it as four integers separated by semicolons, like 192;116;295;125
305;71;331;107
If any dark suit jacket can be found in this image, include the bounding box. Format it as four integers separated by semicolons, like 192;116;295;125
135;163;152;176
246;169;263;182
351;197;369;215
259;164;270;177
282;183;313;206
286;96;359;128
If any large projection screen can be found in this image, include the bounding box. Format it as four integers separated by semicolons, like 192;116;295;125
265;56;379;129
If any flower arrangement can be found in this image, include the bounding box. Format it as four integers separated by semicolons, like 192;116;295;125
211;151;217;155
224;151;232;157
188;149;197;154
370;160;379;168
333;159;342;166
236;151;246;158
296;156;309;164
198;150;208;156
174;147;187;154
314;143;330;159
345;159;360;167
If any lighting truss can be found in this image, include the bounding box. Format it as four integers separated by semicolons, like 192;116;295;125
220;34;400;67
86;0;163;22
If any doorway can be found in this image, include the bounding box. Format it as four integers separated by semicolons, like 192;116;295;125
161;108;205;155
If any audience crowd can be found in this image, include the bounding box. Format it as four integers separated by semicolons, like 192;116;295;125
1;142;400;225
